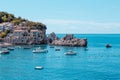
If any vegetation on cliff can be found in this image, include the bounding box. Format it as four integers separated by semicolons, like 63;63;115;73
0;11;47;30
0;30;10;38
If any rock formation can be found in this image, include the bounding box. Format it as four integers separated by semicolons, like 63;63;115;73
47;32;59;43
48;33;87;47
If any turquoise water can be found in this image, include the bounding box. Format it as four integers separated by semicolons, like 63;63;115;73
0;34;120;80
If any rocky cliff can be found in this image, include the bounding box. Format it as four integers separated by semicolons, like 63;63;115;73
0;12;47;44
48;33;87;47
47;32;59;43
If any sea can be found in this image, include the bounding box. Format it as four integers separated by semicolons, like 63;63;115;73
0;34;120;80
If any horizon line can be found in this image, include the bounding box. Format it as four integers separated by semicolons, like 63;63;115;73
46;33;120;34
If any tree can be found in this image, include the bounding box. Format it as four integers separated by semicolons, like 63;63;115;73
5;30;10;34
8;14;14;22
12;18;22;25
0;32;7;38
2;15;8;22
0;12;15;22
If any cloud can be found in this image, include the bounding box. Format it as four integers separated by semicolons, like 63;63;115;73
41;19;120;26
40;19;120;33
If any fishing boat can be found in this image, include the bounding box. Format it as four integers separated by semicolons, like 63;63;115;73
55;48;60;51
15;46;22;48
23;46;31;49
35;66;43;70
0;50;10;54
64;50;77;55
32;47;48;53
106;44;112;48
50;46;54;48
7;47;15;50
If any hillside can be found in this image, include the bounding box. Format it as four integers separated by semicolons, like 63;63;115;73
0;11;47;30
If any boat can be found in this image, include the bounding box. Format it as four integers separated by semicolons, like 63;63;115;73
1;46;7;48
64;51;77;55
35;66;43;70
33;49;48;53
15;46;22;48
106;44;112;48
50;46;54;48
84;48;88;51
0;50;10;54
23;46;31;49
32;47;48;53
7;47;15;50
55;48;60;51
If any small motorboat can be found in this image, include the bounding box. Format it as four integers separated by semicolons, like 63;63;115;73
7;47;15;50
32;47;48;53
106;44;112;48
33;49;48;53
50;46;54;48
1;46;7;48
35;66;43;70
64;51;77;55
0;50;10;54
84;48;88;51
15;46;21;48
23;46;31;49
55;48;60;51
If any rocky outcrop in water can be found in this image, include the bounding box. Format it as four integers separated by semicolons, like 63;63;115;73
48;33;87;47
47;32;59;43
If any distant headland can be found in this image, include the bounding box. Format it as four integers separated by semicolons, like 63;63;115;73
0;11;87;47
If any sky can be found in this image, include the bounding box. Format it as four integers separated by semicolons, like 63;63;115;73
0;0;120;34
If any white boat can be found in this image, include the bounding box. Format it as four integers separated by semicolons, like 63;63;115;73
35;66;43;70
64;51;77;55
0;50;10;54
7;47;15;50
32;47;48;53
